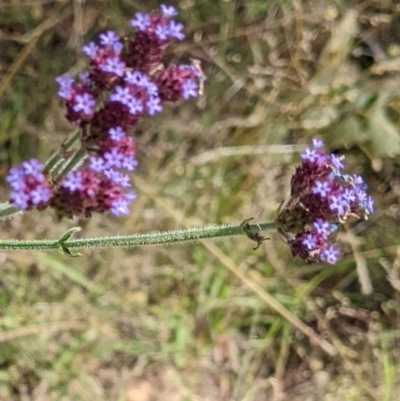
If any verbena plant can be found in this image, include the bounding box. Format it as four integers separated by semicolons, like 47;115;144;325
0;4;373;266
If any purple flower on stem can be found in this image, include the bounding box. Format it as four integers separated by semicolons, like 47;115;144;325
100;56;126;77
182;80;198;99
110;192;136;216
145;82;159;97
79;72;91;84
313;219;331;237
108;126;126;141
121;155;138;171
329;195;349;216
10;192;30;210
366;196;374;214
168;20;185;40
301;147;319;163
62;172;83;192
125;71;149;86
302;233;317;250
73;93;96;115
103;148;125;168
22;159;44;176
146;96;163;115
277;138;373;265
82;42;99;57
56;74;74;100
312;181;331;198
130;13;151;31
6;159;52;211
99;31;121;48
312;138;324;149
320;245;340;264
330;154;345;170
104;169;131;188
110;86;134;105
30;187;51;205
89;157;108;173
155;24;170;41
127;97;144;115
160;4;178;18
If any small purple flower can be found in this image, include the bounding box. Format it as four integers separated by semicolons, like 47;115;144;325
313;219;331;236
130;12;151;31
155;24;170;41
108;126;126;141
343;188;356;203
79;72;91;84
30;187;51;205
312;138;324;149
82;42;99;57
10;192;30;210
330;154;345;170
366;196;374;214
160;4;178;18
109;86;133;105
73;93;96;115
127;97;144;115
312;181;331;198
145;82;159;97
21;159;44;176
181;79;198;99
89;156;108;173
62;172;83;192
329;195;348;216
110;192;136;216
103;148;125;168
56;74;74;88
302;233;317;250
6;167;25;191
168;20;185;41
121;156;138;171
125;71;148;86
99;31;120;47
100;56;126;77
353;174;365;186
56;74;74;99
301;147;319;163
146;96;163;115
104;169;131;188
320;245;340;264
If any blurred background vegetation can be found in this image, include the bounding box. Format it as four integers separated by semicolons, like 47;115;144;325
1;0;400;400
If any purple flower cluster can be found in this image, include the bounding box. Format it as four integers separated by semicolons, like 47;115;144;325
51;126;137;218
276;139;374;264
6;4;202;219
6;160;52;211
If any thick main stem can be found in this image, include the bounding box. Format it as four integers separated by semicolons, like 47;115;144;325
0;222;275;252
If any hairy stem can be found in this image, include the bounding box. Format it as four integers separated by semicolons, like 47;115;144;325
0;221;275;252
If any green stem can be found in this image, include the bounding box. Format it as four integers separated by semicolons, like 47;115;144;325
0;222;275;252
44;129;80;174
52;147;87;182
0;204;23;220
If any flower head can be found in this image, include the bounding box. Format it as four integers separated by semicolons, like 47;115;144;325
6;159;52;211
277;139;373;264
8;4;204;219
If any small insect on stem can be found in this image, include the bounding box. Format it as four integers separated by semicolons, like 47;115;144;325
240;218;269;250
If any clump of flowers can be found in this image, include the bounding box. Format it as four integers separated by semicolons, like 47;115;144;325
6;4;202;219
276;139;374;264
